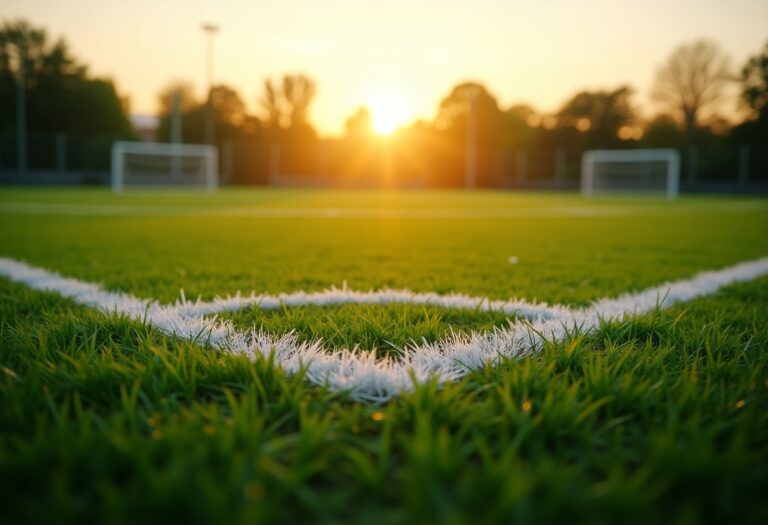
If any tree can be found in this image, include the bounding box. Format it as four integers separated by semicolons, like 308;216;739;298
157;84;255;144
730;39;768;146
499;104;539;150
436;82;499;132
156;82;198;117
0;20;85;86
641;114;683;149
435;82;501;187
344;106;373;138
258;74;317;131
652;40;731;140
0;19;131;136
740;39;768;119
259;79;283;129
210;84;246;127
70;79;133;134
282;74;315;128
556;86;636;148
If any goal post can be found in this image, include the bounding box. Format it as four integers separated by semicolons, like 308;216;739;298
581;149;680;199
111;141;218;192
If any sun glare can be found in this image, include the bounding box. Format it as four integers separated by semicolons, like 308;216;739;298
368;90;410;135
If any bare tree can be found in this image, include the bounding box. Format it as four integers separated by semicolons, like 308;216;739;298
652;40;731;139
259;78;283;129
259;74;316;130
282;74;316;127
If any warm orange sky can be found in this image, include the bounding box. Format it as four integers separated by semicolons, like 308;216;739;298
5;0;768;136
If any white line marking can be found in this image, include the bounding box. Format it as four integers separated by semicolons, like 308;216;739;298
1;201;767;218
1;256;767;402
169;286;570;321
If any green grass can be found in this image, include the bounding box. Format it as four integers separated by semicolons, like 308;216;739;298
222;303;515;355
1;188;768;523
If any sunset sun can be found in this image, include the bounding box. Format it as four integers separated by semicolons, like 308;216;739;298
368;90;410;135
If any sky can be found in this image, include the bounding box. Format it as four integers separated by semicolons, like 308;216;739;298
4;0;768;136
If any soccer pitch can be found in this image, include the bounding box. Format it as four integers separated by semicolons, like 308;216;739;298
1;188;768;523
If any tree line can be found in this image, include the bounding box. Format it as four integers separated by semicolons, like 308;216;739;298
1;19;767;186
0;20;132;137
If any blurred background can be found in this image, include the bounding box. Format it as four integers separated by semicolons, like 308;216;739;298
1;0;767;192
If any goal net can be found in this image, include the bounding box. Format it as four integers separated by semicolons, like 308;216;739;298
581;149;680;199
111;141;218;192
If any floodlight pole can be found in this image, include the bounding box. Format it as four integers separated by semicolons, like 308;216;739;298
171;90;182;179
202;23;219;146
171;90;182;144
16;42;27;175
465;88;480;189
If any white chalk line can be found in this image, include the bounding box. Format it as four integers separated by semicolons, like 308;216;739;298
1;256;767;402
1;200;767;218
169;286;571;322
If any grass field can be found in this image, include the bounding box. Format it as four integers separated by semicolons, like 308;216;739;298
1;188;768;524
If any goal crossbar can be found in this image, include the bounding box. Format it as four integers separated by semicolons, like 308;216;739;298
581;148;680;199
111;141;218;192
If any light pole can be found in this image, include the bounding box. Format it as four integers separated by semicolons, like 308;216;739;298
201;23;219;146
464;87;481;189
15;41;27;175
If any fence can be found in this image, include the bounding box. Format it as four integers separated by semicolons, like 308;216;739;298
0;131;114;185
1;131;767;192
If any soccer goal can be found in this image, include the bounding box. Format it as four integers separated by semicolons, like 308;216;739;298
111;141;218;192
581;149;680;199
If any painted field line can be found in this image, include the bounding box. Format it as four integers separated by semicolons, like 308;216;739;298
169;287;571;321
1;256;767;402
1;200;767;218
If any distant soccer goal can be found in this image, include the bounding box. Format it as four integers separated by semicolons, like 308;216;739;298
581;149;680;199
111;141;218;192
